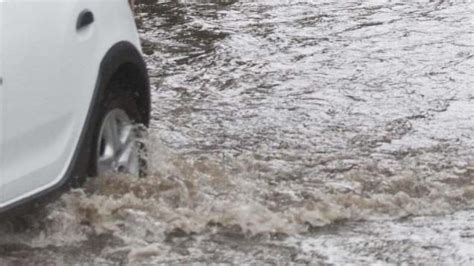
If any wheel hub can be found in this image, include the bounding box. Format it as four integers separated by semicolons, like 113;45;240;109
96;109;140;176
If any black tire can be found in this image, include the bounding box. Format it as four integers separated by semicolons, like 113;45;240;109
88;91;148;178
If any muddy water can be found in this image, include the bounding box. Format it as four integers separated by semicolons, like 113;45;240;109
1;0;474;264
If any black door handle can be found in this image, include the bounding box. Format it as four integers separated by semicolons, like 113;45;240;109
76;10;94;30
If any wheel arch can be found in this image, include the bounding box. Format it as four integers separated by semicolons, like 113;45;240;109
97;41;151;126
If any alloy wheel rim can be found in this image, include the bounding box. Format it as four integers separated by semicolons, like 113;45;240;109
96;109;139;176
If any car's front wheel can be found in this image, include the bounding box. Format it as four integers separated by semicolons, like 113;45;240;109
92;93;147;177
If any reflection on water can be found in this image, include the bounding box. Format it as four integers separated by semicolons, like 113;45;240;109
1;0;473;264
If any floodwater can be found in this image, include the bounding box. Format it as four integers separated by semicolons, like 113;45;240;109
1;0;474;264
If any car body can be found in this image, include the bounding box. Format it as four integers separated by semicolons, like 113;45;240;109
0;0;150;212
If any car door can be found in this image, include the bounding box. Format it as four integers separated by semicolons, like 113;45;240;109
0;0;99;207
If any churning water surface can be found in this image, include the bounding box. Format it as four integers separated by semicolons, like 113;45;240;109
1;0;474;264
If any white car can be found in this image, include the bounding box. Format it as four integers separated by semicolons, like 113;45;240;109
0;0;150;212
